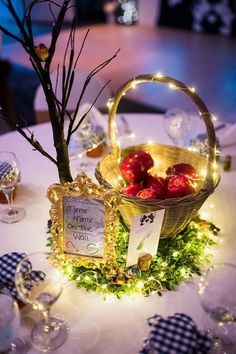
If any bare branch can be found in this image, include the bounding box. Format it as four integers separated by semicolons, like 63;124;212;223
66;79;111;144
0;0;119;183
0;109;57;165
0;25;25;45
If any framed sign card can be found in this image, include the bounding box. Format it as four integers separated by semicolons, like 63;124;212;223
63;196;104;258
47;173;121;269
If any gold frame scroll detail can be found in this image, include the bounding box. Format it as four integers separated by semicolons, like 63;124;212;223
47;172;121;269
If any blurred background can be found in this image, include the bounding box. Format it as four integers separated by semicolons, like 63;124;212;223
0;0;236;134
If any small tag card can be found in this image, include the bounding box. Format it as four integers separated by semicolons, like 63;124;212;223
63;196;104;258
126;209;165;267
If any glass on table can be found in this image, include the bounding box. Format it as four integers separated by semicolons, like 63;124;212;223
164;108;191;147
0;151;25;223
199;262;236;353
0;289;29;353
69;120;106;174
15;252;68;352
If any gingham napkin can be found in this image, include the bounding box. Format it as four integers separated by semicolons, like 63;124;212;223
0;252;45;300
140;313;212;354
0;161;13;180
0;160;20;183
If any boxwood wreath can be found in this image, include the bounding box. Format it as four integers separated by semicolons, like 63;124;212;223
47;215;220;299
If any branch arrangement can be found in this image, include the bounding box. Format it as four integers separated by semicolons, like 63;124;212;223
0;0;119;183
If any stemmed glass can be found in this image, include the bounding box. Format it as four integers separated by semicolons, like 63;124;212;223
0;151;25;223
15;252;68;352
199;263;236;353
164;108;191;147
0;289;29;353
69;114;106;174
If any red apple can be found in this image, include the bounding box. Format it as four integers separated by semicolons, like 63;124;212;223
131;150;154;171
121;183;143;196
166;175;196;198
143;175;166;199
166;163;198;179
120;160;146;183
137;188;158;199
120;150;154;174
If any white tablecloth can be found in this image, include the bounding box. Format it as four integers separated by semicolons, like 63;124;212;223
0;114;236;354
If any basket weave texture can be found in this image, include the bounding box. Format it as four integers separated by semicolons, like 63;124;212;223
95;74;220;238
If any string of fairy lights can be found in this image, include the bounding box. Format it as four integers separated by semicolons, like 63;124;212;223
58;211;222;298
48;73;223;298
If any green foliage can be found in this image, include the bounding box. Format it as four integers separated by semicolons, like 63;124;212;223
48;217;220;298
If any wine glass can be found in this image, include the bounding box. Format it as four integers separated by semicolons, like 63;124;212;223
199;263;236;353
0;289;29;353
0;151;25;223
69;114;106;174
164;108;191;147
15;252;68;352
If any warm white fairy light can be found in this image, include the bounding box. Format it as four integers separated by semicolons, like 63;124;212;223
199;210;210;221
187;146;199;153
200;168;207;178
169;83;176;89
172;251;179;257
158;271;165;279
155;72;163;78
136;281;144;289
212;161;218;170
147;139;154;145
189;86;195;93
64;265;74;277
129;132;135;139
107;98;113;109
211;114;218;122
180;267;188;277
197;231;203;239
204;246;213;255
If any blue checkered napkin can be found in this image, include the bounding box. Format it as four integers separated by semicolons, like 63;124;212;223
0;252;45;300
0;161;13;180
140;313;212;354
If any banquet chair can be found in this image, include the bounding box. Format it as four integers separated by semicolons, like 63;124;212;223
34;68;112;124
157;0;236;37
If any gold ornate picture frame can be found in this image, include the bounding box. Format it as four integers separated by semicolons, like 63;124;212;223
47;173;121;269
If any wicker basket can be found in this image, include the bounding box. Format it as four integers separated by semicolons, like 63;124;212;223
95;74;220;238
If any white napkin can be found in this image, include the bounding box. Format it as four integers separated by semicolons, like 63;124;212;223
220;123;236;147
73;102;108;133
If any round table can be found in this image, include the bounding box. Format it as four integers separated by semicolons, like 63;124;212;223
0;114;235;353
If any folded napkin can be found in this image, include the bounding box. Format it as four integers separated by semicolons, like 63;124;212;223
0;252;45;301
0;161;13;179
68;103;107;158
140;313;212;354
220;123;236;147
73;102;108;133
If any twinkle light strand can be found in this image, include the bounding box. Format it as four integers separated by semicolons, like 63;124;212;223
54;215;221;299
107;74;218;195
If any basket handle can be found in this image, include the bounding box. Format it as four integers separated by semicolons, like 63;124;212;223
108;74;217;192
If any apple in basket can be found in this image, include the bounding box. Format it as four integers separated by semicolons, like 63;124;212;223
120;150;154;183
166;163;198;179
136;187;158;199
143;174;167;199
121;183;143;196
166;175;196;198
